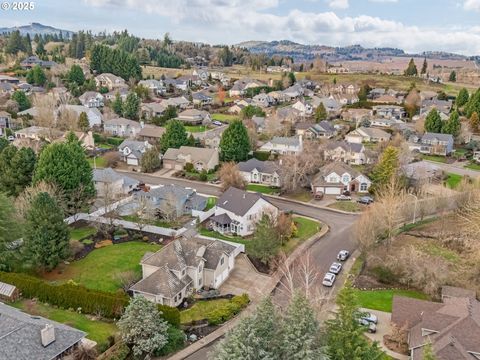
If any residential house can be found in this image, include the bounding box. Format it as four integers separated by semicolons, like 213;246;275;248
20;55;57;69
253;93;274;108
276;106;303;123
211;187;279;236
162;96;190;110
311;162;371;196
79;91;104;108
0;82;13;94
0;75;20;84
295;122;316;137
391;286;480;360
372;94;401;104
118;140;152;166
137;125;166;144
138;79;165;96
163;146;219;171
192;92;213;107
327;66;349;74
141;102;167;120
104;117;143;138
93;168;140;197
259;135;303;155
373;105;406;119
177;109;211;125
95;73;127;91
57;105;103;128
14;127;94;150
0;302;85;360
164;77;190;91
130;236;240;306
408;132;454;156
266;65;291;73
229;78;265;97
0;111;12;131
251;116;266;133
304;121;337;139
370;118;397;128
312;96;341;113
282;83;304;100
237;158;282;187
341;108;372;123
192;68;209;81
369;88;386;99
104;87;129;101
292;100;313;116
346;127;392;143
324;141;369;165
421;99;453;116
228;103;244;114
334;93;359;106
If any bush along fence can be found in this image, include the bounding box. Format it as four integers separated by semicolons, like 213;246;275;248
0;271;180;326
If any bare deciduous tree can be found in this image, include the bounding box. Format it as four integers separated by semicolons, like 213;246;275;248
115;270;139;292
218;162;246;191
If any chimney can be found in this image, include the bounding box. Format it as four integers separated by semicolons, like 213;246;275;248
41;324;55;347
299;134;303;148
140;121;145;129
243;194;246;199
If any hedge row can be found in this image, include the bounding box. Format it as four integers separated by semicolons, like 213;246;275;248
206;294;250;326
0;272;181;327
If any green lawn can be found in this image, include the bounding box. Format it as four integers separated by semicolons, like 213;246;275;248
398;217;438;233
246;184;280;195
12;300;117;348
198;228;248;245
205;197;217;211
70;226;97;241
120;214;177;228
88;156;107;168
180;299;230;324
212;113;239;122
282;217;321;254
420;242;460;263
465;162;480;171
185;171;217;181
422;154;447;163
445;173;463;189
97;143;114;150
328;201;363;212
283;190;312;203
44;242;161;292
185;125;211;133
352;289;429;312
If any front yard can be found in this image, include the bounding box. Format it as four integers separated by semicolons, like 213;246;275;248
185;125;211;133
42;241;161;292
422;154;448;163
212;113;239;122
180;299;230;324
465;162;480;171
12;300;117;350
327;201;363;212
352;289;429;312
246;184;280;195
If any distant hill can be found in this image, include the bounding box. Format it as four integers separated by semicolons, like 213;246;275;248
237;40;468;62
0;23;74;38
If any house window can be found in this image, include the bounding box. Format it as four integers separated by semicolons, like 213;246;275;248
342;175;350;183
220;257;224;265
360;183;368;191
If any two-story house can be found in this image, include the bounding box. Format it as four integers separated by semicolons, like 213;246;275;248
130;237;240;306
210;187;279;236
93;168;140;197
138;79;166;96
259;135;303;155
237;158;282;187
324;141;369;165
95;73;127;91
346;126;392;143
57;105;103;128
311;162;371;196
118;139;152;166
408;132;454;156
104;118;143;138
372;105;406;119
176;109;211;125
79;91;104;108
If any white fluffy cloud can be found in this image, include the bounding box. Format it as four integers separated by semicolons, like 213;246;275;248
464;0;480;11
83;0;480;55
328;0;349;9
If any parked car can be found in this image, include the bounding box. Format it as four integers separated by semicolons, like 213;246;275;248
357;196;374;205
322;272;336;287
359;318;377;333
342;190;351;196
329;262;342;274
361;312;378;324
336;194;352;201
7;135;14;142
213;121;223;126
336;250;350;261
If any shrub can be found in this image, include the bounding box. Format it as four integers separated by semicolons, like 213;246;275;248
253;151;271;161
370;266;396;285
205;294;250;325
184;162;194;172
199;170;208;181
154;326;185;356
157;304;181;328
107;137;124;146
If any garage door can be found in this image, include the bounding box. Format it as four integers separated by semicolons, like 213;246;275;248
325;187;341;195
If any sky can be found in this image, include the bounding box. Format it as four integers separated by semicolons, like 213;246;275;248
2;0;480;55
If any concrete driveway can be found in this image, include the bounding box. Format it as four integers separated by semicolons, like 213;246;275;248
219;254;271;301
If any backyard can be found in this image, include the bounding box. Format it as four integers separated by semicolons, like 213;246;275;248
12;300;117;350
88;156;108;169
211;113;239;123
41;241;161;292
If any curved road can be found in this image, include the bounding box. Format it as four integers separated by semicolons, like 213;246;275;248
122;172;358;360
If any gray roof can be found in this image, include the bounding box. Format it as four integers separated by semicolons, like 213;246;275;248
422;132;454;142
310;121;335;134
312;162;368;185
237;158;279;175
0;302;85;360
217;187;272;216
270;136;301;147
93;168;139;187
163;146;217;164
192;92;212;101
210;213;232;225
326;141;364;154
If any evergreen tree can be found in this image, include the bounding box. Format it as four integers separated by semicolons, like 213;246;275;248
465;88;480;118
33;133;95;214
288;72;296;86
449;70;457;82
357;84;371;101
77;112;90;132
24;192;69;271
35;39;45;56
404;58;418;76
12;91;31;111
67;64;85;86
0;138;8;153
249;214;281;265
160;120;189;153
24;34;33;55
370;146;399;193
240;105;265;119
26;65;47;86
5;31;26;54
0;145;36;197
442;110;460;137
456;88;469;108
213;297;281;360
0;193;21;271
282;293;323;360
141;147;161;173
424;108;443;133
421;57;428;75
315;103;328;122
470;112;479;132
118;296;169;358
219;120;251;162
112;93;124;116
326;281;385;360
122;92;140;120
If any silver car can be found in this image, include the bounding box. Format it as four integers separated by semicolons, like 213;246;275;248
361;312;378;324
336;250;350;261
322;272;336;287
359;318;377;333
329;262;343;274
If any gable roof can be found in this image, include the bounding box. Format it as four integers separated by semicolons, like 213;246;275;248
163;146;217;164
237;158;279;175
217;187;273;216
93;168;139;188
325;141;364;154
422;132;454;143
313;162;364;183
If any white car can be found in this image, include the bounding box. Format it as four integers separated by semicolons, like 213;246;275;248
336;194;352;201
329;262;342;274
213;120;223;126
359;318;377;333
337;250;350;261
7;135;14;142
361;312;378;324
322;272;336;287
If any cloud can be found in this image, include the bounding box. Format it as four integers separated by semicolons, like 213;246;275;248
464;0;480;11
368;0;398;2
82;0;480;55
328;0;349;9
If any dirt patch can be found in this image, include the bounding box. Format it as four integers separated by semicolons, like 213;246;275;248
383;335;409;355
247;255;275;275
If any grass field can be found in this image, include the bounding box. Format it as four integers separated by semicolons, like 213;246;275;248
212;113;239;122
70;226;97;241
465;162;480;171
180;299;230;324
185;125;211;133
283;190;312;202
12;300;117;348
445;173;463;189
246;184;280;194
282;217;321;254
352;289;429;312
422;154;447;163
88;156;107;169
42;242;161;292
328;201;363;212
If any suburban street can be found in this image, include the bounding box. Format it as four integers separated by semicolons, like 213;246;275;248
123;172;358;360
